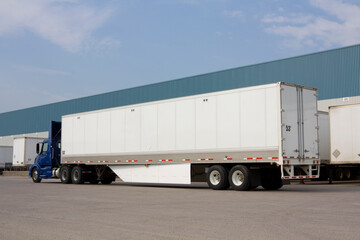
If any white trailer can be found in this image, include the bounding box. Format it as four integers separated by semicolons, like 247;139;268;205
53;82;319;191
318;104;360;181
13;137;45;167
0;146;13;170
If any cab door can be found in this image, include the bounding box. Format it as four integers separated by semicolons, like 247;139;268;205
37;141;51;167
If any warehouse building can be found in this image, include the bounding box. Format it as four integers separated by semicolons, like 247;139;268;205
0;44;359;146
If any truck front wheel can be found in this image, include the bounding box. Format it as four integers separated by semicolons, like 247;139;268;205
60;166;72;184
31;168;41;183
228;165;251;191
207;165;229;190
71;166;84;184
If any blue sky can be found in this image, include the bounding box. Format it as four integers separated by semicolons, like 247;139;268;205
0;0;359;113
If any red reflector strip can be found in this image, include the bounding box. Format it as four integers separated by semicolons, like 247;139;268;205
292;177;297;179
312;176;317;178
244;157;263;160
306;157;310;159
115;160;121;163
290;156;295;159
65;161;70;163
267;157;278;160
88;161;93;163
146;160;152;162
126;160;138;163
284;176;290;179
208;158;214;161
75;161;83;163
160;159;173;162
182;159;191;161
283;156;288;158
312;157;316;159
224;158;233;160
198;158;214;161
306;176;310;178
98;161;109;163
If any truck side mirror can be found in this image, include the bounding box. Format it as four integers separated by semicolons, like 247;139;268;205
36;143;40;154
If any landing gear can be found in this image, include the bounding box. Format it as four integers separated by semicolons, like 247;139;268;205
31;168;41;183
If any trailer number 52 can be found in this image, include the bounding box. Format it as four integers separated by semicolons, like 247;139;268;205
285;125;291;132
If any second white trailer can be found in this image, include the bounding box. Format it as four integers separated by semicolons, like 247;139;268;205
52;82;320;190
13;137;46;167
0;146;13;170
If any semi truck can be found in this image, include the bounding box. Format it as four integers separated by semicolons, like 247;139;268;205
29;82;320;191
318;104;360;181
13;137;46;167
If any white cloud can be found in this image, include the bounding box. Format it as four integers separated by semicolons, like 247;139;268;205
262;0;360;48
223;10;244;19
262;14;314;24
12;65;71;76
0;0;117;52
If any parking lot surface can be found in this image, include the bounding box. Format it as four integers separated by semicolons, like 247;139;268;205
0;177;360;240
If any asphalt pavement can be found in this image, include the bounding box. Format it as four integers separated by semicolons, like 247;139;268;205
0;177;360;240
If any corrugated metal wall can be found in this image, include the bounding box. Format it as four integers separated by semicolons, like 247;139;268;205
0;44;359;136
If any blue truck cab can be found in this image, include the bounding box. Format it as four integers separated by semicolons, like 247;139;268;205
29;121;62;182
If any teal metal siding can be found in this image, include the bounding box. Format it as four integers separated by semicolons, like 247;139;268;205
0;44;359;136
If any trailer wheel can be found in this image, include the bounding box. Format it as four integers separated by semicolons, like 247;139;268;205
261;168;283;190
344;168;352;180
207;165;229;190
31;168;41;183
228;165;251;191
335;168;344;181
71;166;84;184
60;166;72;184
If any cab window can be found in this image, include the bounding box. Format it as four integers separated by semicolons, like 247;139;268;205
41;142;49;154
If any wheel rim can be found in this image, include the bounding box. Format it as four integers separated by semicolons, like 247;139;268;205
33;169;38;180
62;170;67;180
232;170;244;186
345;170;351;179
338;171;344;180
73;170;79;181
210;170;221;185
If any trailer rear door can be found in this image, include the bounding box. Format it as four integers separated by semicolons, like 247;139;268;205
281;84;318;160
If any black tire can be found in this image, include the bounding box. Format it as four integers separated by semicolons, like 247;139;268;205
31;168;41;183
60;165;72;184
207;165;229;190
261;168;283;190
71;166;84;184
335;168;344;181
228;165;251;191
344;168;351;180
100;178;113;184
